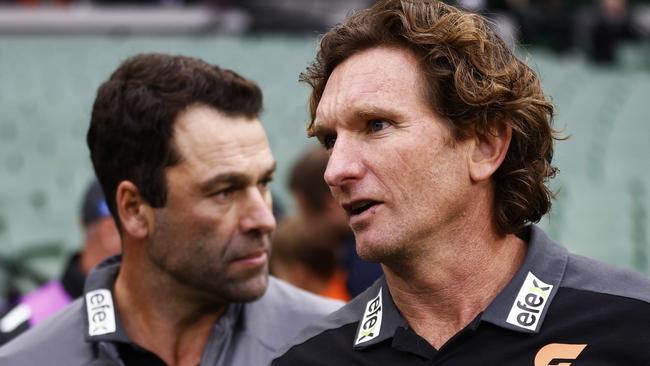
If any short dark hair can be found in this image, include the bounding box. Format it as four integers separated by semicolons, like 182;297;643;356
87;53;263;228
301;0;559;235
288;147;331;213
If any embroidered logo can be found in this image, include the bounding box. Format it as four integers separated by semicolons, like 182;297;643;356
535;343;587;366
506;272;553;331
85;289;116;336
355;288;383;346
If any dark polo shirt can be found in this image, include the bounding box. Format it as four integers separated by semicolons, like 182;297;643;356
273;225;650;365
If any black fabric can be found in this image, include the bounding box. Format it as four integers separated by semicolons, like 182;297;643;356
273;226;650;365
61;254;86;299
116;342;168;366
273;287;650;365
391;326;437;361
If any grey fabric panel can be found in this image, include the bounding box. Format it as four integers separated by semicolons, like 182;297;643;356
240;277;343;352
481;225;569;334
0;299;93;365
563;253;650;304
0;276;344;366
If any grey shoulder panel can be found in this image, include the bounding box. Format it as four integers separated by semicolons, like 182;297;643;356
242;277;343;352
563;253;650;304
263;277;344;315
0;299;94;365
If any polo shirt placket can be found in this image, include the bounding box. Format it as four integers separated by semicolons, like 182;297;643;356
82;257;245;366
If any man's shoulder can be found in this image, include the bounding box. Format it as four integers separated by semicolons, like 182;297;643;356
0;298;93;365
259;277;343;315
271;278;383;365
0;281;72;341
527;226;650;307
562;252;650;304
237;277;343;354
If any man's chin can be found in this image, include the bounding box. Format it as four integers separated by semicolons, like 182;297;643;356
355;232;402;263
355;238;384;262
222;272;269;303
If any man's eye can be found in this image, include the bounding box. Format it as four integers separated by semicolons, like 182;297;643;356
259;178;273;190
321;135;337;150
213;188;233;199
369;119;390;132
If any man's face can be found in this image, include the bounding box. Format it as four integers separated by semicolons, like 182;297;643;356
314;46;473;263
148;104;276;303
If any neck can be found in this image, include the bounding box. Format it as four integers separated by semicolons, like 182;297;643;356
114;247;225;366
384;203;527;349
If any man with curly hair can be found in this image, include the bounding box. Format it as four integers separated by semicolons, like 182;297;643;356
273;0;650;365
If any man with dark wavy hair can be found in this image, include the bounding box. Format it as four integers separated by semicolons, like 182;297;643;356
273;1;650;365
0;53;341;365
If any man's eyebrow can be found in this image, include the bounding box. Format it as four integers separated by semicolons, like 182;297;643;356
199;161;277;193
309;106;400;137
261;161;277;178
354;106;399;121
309;119;333;138
199;173;247;193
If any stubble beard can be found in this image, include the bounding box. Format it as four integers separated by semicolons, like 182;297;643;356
147;220;269;304
353;215;420;267
354;225;403;264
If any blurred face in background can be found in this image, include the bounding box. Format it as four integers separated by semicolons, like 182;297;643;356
316;47;473;264
87;216;121;254
291;189;349;237
289;147;350;239
148;104;276;303
602;0;627;19
82;216;121;273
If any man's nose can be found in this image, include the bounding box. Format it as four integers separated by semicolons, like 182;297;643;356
239;188;276;235
324;135;365;188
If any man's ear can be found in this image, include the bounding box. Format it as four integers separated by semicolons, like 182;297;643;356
115;181;154;239
467;125;512;183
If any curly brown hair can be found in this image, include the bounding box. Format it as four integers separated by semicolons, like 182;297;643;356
300;0;560;235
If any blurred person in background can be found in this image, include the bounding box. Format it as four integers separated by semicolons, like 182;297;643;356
271;215;350;302
0;179;119;345
288;147;382;298
589;0;639;63
0;53;341;365
484;0;575;53
273;1;650;364
231;0;374;33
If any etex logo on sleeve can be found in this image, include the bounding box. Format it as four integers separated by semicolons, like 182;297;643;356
85;289;116;336
355;288;383;346
506;272;553;332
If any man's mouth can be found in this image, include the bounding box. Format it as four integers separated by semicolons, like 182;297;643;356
343;200;381;216
231;250;267;268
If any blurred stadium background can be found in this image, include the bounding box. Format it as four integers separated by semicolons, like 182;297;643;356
0;0;649;297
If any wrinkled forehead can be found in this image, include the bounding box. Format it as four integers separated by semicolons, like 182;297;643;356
313;46;429;129
172;105;274;171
